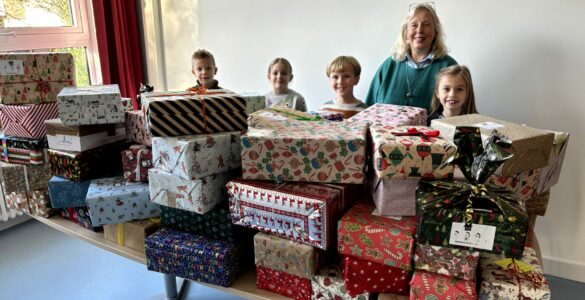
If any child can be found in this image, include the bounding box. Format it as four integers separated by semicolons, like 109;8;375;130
320;56;368;119
188;49;221;90
264;58;307;112
427;65;478;125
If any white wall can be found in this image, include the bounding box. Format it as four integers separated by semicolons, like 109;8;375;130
148;0;585;282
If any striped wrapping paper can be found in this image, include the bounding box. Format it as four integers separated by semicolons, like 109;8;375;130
1;134;48;165
0;102;59;139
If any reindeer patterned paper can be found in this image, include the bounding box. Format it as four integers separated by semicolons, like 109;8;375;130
149;168;229;214
312;264;370;300
152;131;241;181
346;103;427;126
57;84;124;126
413;244;479;281
125;110;152;146
122;145;153;182
241;122;367;184
0;53;76;104
410;271;477;300
227;178;343;250
256;265;312;300
254;232;321;278
371;126;456;179
341;255;410;297
85;176;159;226
337;201;416;270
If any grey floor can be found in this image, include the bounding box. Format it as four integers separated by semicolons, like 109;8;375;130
1;220;584;300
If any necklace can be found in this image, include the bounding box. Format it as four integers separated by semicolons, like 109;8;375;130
404;64;429;98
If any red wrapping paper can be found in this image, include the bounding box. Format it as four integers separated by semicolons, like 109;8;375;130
342;256;410;296
0;103;59;139
256;265;311;300
409;271;476;300
122;145;153;182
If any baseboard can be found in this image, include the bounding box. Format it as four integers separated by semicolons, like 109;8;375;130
543;255;585;283
0;215;30;232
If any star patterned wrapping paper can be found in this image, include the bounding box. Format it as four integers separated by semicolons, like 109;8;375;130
57;84;125;126
159;204;237;241
149;168;230;214
409;270;477;300
145;228;242;287
311;264;370;300
59;206;103;232
337;201;416;270
253;232;321;278
85;176;160;226
0;102;59;139
0;161;51;193
122;145;153;182
47;176;90;208
413;243;479;281
0;52;76;104
1;133;48;165
256;265;312;300
241;122;367;184
341;255;410;296
152;131;241;181
227;178;345;250
345;103;427;127
125;110;152;146
371;126;456;179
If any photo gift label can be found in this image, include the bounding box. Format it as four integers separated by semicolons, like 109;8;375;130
0;60;24;75
449;222;496;250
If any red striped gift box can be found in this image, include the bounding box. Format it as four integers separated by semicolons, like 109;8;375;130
0;103;59;139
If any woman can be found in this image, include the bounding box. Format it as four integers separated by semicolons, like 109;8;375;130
365;3;457;112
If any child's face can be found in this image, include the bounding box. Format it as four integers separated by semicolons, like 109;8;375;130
436;74;467;113
268;62;292;91
192;58;217;86
329;69;359;99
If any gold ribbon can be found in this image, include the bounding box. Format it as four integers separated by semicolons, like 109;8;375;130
117;223;125;245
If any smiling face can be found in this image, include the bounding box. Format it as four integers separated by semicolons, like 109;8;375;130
268;62;292;94
192;58;217;86
329;68;359;101
406;9;436;57
436;74;468;116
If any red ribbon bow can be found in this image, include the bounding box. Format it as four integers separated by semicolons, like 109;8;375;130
391;127;440;142
506;258;547;297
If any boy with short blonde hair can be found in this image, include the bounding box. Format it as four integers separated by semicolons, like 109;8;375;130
320;56;368;119
188;49;221;90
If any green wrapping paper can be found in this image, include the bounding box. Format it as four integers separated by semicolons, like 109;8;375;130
416;127;528;259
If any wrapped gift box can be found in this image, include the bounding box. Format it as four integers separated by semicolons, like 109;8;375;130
0;161;51;193
370;174;418;216
338;202;416;270
122;145;153;182
47;176;90;208
342;256;410;296
45;118;126;152
227;178;346;250
378;293;408;300
431;114;555;176
478;247;550;300
5;191;31;213
312;111;345;122
104;218;160;253
1;133;48;165
526;190;550;216
57;84;124;126
149;168;229;214
346;103;427;126
413;243;479;281
487;169;540;203
248;107;329;130
410;271;476;300
0;102;59;139
241;122;367;184
311;264;370;300
142;90;265;137
27;189;55;218
145;228;242;287
86;176;159;226
125;110;152;146
160;205;237;241
0;52;76;104
152;131;241;180
254;232;321;278
256;265;311;300
48;142;124;182
59;206;102;232
537;131;569;193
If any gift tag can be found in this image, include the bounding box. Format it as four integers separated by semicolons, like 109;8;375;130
449;222;496;250
0;60;24;75
473;121;504;130
495;258;534;273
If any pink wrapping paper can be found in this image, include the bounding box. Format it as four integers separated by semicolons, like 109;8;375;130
346;103;427;126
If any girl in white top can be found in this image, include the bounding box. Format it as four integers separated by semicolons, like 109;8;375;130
264;58;307;112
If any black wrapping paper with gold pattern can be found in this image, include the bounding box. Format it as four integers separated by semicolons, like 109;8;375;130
416;127;528;259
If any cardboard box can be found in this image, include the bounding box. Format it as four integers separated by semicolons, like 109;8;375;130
57;84;125;126
45;118;127;152
103;219;160;253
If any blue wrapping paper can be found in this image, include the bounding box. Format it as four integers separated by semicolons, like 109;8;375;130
48;176;90;208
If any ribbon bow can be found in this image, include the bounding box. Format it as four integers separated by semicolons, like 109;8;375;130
391;127;440;142
505;258;547;296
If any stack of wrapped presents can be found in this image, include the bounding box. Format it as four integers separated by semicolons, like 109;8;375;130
0;53;569;300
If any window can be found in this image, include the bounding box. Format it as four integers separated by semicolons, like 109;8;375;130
0;0;100;86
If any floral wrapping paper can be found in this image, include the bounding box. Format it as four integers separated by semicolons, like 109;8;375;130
145;228;242;287
86;176;160;226
0;53;76;104
160;205;237;241
1;134;48;165
256;265;312;300
409;271;477;300
57;84;125;126
254;232;321;278
47;176;90;208
152;131;241;181
371;126;456;179
103;219;160;253
312;264;370;300
59;206;103;232
142;90;265;137
227;178;346;250
478;247;550;300
125;110;152;146
370;174;419;216
122;145;153;182
342;255;410;296
0;102;60;139
345;103;427;127
537;131;569;193
149;168;230;214
413;243;479;281
247;107;331;130
241;122;367;184
45;118;127;152
0;161;51;193
47;142;125;182
337;201;416;270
